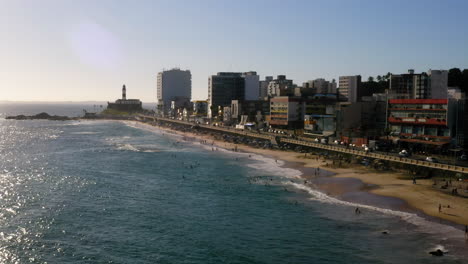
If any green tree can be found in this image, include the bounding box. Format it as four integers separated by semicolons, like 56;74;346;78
210;105;218;117
376;75;382;82
368;76;374;82
448;68;462;88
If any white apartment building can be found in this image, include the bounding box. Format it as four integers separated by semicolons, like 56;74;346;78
157;68;192;111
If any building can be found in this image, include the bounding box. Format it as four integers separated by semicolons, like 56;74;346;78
451;97;468;149
338;75;362;102
259;76;273;99
428;70;449;99
231;99;270;124
107;85;143;112
208;72;245;118
448;88;463;100
303;94;338;136
192;100;208;116
389;69;418;99
243;71;260;100
269;96;303;128
335;96;387;144
303;78;337;94
387;99;451;151
389;69;448;99
157;68;191;113
267;75;295;97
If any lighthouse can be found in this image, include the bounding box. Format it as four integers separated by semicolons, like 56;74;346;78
107;84;142;112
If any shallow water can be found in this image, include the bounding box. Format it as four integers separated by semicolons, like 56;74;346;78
0;105;467;263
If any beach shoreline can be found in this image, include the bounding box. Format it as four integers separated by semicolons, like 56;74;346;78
124;119;468;229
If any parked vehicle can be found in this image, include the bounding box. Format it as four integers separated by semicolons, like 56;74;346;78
459;154;468;161
425;157;438;163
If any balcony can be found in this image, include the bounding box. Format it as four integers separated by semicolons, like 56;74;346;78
389;108;446;112
388;116;447;126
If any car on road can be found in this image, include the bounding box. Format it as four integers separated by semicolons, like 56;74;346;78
459;154;468;161
398;150;410;157
425;157;438;163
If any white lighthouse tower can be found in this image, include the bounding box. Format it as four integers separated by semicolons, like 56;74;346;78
122;84;127;100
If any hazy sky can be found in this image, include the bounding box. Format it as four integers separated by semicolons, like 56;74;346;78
1;0;468;102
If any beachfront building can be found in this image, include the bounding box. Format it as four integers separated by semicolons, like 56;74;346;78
303;94;338;137
335;96;387;145
338;75;362;102
192;100;208;116
269;96;303;128
157;68;192;114
387;99;451;152
208;72;245;118
107;85;143;112
231;99;270;125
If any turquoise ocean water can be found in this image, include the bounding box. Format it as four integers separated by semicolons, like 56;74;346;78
0;103;467;263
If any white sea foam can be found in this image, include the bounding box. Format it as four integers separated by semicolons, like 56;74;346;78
116;144;140;152
70;131;101;135
245;152;464;241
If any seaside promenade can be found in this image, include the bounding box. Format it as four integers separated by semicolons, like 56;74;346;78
137;114;468;175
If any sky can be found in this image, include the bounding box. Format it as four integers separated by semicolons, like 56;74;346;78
1;0;468;102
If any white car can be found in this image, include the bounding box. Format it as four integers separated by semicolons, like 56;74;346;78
425;157;438;163
399;150;410;157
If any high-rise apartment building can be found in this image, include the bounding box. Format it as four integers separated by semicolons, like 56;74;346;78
242;71;260;100
157;68;192;112
208;72;245;118
338;75;362;102
428;70;448;99
267;75;294;97
259;76;273;99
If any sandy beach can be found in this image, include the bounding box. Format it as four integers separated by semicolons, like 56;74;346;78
130;120;468;227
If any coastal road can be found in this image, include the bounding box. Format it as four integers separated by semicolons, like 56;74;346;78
137;115;468;175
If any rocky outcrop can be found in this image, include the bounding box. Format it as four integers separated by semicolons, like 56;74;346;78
6;112;75;121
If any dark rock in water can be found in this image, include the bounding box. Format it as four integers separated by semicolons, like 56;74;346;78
429;249;444;256
381;230;389;235
6;112;74;121
34;112;51;119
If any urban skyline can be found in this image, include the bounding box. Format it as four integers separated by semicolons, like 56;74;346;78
2;0;468;102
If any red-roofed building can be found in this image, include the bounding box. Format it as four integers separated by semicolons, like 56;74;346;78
387;99;451;150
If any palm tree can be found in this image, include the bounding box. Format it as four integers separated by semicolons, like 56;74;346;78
385;72;391;81
376;75;382;82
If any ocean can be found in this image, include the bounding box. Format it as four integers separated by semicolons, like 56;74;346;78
0;103;466;263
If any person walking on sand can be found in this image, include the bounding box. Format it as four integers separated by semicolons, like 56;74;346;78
413;177;416;184
465;225;468;240
439;203;442;213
